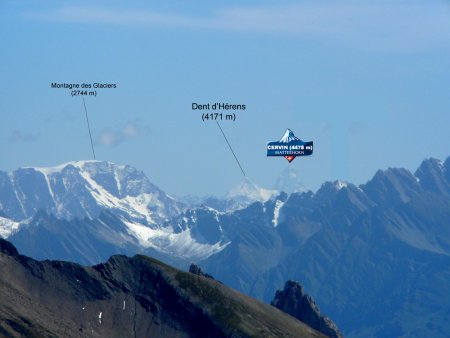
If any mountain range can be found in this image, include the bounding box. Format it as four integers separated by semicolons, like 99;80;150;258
199;156;450;337
0;156;449;337
0;161;228;263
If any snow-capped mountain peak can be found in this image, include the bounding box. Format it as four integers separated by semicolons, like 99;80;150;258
274;166;306;194
30;160;103;175
227;177;278;204
0;161;181;225
334;180;348;190
279;129;300;143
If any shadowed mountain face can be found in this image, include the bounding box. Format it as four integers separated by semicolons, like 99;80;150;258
0;239;325;338
200;157;450;337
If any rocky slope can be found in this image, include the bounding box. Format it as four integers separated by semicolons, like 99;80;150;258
0;239;325;338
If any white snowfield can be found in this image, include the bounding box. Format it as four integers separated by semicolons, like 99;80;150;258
123;219;229;260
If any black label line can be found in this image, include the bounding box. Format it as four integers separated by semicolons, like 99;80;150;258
216;121;246;177
82;98;96;160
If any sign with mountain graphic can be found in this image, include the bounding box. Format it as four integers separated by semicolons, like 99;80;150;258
267;129;313;163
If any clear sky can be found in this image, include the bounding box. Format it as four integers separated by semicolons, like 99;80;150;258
1;0;450;197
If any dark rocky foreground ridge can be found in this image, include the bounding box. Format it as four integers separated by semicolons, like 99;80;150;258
188;265;343;338
0;239;327;338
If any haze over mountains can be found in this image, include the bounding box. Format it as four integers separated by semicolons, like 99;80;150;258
0;156;449;337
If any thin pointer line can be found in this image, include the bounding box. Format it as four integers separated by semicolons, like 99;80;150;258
83;98;96;160
216;121;246;177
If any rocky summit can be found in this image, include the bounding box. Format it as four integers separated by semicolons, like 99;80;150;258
272;281;343;338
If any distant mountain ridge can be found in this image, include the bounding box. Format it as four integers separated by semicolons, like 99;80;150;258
199;156;450;337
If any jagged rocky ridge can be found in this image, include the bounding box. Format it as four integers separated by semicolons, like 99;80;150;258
0;239;325;338
188;265;342;338
189;263;215;280
199;156;450;337
272;281;343;338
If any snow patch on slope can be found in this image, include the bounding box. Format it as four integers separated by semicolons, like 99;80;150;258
334;180;348;190
79;169;158;224
272;200;285;227
0;217;20;238
123;220;229;260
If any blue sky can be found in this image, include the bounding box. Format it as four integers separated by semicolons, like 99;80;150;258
1;0;450;196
